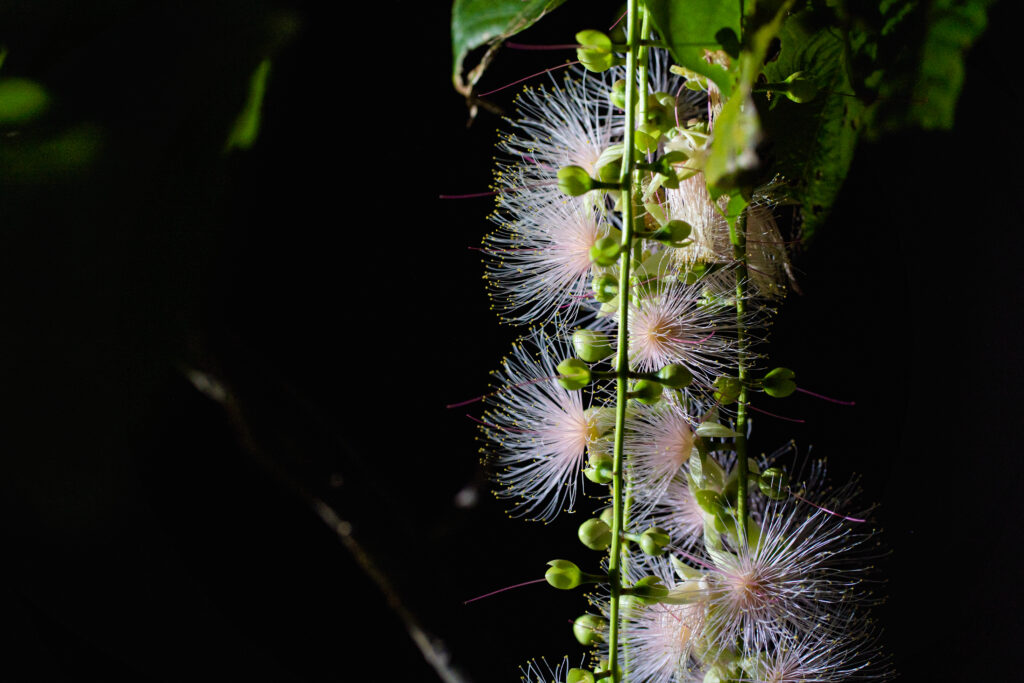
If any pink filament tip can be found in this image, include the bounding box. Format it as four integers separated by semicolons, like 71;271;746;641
791;491;866;523
464;578;548;604
795;386;856;406
477;61;580;98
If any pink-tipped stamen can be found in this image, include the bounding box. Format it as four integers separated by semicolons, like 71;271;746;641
464;577;548;604
742;402;806;424
795;387;855;406
505;42;580;51
789;490;866;523
439;180;556;200
668;329;716;345
446;375;557;408
478;60;581;98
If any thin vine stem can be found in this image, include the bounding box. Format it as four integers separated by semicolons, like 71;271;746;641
608;1;641;681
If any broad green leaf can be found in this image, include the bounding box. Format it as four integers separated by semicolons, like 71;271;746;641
762;9;863;243
225;59;271;152
645;0;739;95
0;77;49;124
451;0;568;97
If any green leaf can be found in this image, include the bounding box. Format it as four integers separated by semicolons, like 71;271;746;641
0;77;50;125
762;10;864;243
225;58;271;152
451;0;568;95
645;0;740;94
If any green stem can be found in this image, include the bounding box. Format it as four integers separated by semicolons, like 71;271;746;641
731;210;749;545
608;3;642;682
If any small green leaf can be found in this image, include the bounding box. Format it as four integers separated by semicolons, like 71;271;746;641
225;59;271;152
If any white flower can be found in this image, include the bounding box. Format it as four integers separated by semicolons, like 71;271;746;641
482;197;614;326
625;403;697;521
480;333;607;521
624;273;741;384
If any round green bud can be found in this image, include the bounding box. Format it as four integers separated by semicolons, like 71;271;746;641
545;559;583;590
558;165;594;196
575;29;613;52
631;379;663;405
591;274;619;302
657;364;694;389
762;367;796;398
783;71;818;103
583;466;612;485
639;526;671;556
759;467;789;500
713;376;742;405
577;48;615;73
567;669;596;683
629;575;669;602
573;328;614;363
556;358;592;390
572;613;608;646
578;518;612;551
599;507;614;527
589;236;622;267
651;219;692;245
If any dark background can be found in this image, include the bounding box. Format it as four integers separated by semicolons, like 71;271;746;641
1;1;1020;681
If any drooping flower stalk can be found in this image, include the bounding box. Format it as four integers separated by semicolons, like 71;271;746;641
606;2;642;679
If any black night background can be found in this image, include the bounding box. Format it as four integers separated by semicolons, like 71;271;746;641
1;2;1021;681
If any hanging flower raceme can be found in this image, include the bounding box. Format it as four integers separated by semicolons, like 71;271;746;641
479;332;612;522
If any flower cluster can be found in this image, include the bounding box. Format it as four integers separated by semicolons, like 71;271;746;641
466;24;888;683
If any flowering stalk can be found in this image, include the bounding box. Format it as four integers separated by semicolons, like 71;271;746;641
732;210;750;542
607;2;642;679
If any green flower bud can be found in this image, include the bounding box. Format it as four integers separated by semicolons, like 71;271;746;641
609;79;637;110
545;559;583;590
599;507;614;526
589;236;622;267
629;575;669;602
597;157;622;183
657;364;693;389
556;358;592;390
578;518;612;550
762;367;796;398
783;71;818;103
713;376;742;405
639;526;671;556
634;123;660;153
573;328;614;363
631;379;663;405
759;467;789;500
572;613;607;645
584;450;614;484
567;669;596;683
575;29;613;52
558;165;594;196
591;274;619;303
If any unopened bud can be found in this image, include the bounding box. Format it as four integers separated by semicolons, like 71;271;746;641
657;364;693;389
573;328;614;363
545;559;583;590
578;518;612;551
591;274;619;302
558;165;594;196
762;367;796;398
589;236;622;267
759;467;789;500
631;379;663;405
556;358;591;390
572;613;608;645
639;526;671;556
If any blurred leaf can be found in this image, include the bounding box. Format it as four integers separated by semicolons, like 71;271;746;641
869;0;993;133
451;0;568;98
0;124;102;182
0;77;50;124
762;9;864;243
225;58;271;152
645;0;739;94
